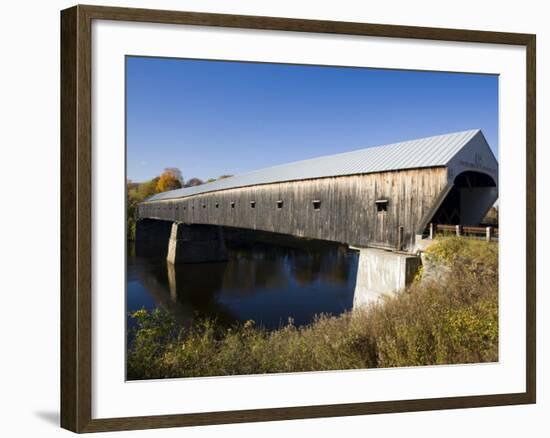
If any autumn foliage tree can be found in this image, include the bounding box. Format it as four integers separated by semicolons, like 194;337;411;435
156;168;183;193
163;168;184;185
127;168;183;240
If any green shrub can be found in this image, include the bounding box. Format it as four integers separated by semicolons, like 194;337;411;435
127;237;498;379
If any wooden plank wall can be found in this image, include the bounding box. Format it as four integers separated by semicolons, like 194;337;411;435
138;167;448;251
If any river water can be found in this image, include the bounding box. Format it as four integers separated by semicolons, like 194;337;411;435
127;230;359;335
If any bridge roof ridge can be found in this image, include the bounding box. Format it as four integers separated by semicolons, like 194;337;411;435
146;129;483;202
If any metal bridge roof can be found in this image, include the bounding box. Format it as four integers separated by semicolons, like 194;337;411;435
147;129;484;201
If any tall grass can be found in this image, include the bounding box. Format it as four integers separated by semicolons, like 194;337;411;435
127;237;498;380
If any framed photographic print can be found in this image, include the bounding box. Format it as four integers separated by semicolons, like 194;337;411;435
60;4;536;433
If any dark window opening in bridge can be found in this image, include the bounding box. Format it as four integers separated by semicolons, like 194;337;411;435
312;200;321;211
277;200;284;209
202;204;206;209
250;201;256;208
376;199;388;213
231;201;235;209
215;202;219;208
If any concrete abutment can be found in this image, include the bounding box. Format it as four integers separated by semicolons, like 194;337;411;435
352;248;422;308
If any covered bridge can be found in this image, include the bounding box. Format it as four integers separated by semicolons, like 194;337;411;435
137;129;498;255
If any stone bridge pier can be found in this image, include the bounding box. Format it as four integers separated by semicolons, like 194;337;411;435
135;219;228;264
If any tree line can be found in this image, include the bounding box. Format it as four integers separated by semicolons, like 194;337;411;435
127;168;233;240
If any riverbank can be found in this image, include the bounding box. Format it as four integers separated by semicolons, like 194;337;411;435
127;237;498;380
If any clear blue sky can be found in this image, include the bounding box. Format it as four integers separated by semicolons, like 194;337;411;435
126;56;498;183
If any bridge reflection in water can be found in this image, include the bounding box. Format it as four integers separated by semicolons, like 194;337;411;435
127;230;359;337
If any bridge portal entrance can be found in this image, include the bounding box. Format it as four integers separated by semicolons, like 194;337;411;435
429;171;497;227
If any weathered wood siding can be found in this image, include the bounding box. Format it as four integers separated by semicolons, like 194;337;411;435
138;167;448;251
